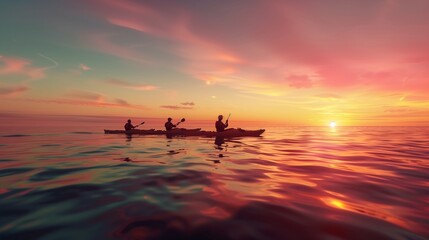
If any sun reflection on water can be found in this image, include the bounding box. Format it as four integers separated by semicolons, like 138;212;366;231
0;126;428;238
321;197;346;210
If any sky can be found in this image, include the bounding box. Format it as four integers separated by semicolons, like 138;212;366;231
1;0;429;126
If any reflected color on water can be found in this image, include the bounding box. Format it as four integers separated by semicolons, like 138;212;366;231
0;121;428;239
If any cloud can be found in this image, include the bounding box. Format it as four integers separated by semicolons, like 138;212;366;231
401;95;429;103
0;86;29;96
160;105;193;110
79;64;91;71
25;98;147;110
106;79;157;91
384;107;411;113
0;56;46;80
38;53;59;70
84;33;150;63
114;98;129;106
66;91;104;101
286;75;314;89
315;93;342;99
82;0;429;95
181;102;195;106
161;101;195;110
45;90;146;109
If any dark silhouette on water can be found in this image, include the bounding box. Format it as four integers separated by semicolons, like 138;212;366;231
124;119;136;131
164;118;176;131
125;134;132;142
165;118;186;131
215;115;229;132
124;119;145;131
214;136;225;148
106;117;264;137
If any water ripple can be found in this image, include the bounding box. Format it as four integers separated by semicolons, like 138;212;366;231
0;127;428;239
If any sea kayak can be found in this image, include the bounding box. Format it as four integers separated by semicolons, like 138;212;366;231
104;128;201;136
198;129;265;137
104;128;265;137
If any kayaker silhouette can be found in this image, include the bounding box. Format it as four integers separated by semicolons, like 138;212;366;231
124;119;136;131
165;118;186;131
165;118;176;131
215;114;229;132
124;119;145;131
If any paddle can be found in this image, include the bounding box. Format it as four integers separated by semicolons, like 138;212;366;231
134;121;145;128
176;118;186;126
226;113;231;123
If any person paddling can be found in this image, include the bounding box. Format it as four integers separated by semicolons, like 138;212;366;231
165;117;177;131
215;114;229;132
124;119;136;131
165;117;186;131
124;119;145;131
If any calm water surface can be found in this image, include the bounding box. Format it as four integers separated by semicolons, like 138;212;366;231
0;121;428;239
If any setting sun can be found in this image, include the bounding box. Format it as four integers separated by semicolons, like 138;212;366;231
330;121;337;128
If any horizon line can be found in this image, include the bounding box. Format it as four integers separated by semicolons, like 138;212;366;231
0;112;428;127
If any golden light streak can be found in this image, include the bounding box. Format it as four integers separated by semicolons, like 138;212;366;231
321;197;346;210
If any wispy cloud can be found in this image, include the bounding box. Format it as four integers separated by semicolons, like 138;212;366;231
66;91;104;101
0;55;46;80
114;98;129;106
83;0;429;95
38;53;59;70
85;33;150;63
24;98;147;109
287;75;314;89
79;64;91;71
401;95;429;103
161;101;195;110
181;102;195;106
315;93;342;99
384;107;412;113
0;86;29;97
42;90;148;109
160;105;193;110
106;78;157;91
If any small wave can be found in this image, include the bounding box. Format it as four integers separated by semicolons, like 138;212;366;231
40;144;61;147
3;134;31;137
0;159;14;162
0;168;33;177
30;168;88;182
1;126;428;238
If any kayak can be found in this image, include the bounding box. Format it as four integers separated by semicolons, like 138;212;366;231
104;128;265;137
104;128;201;136
198;129;265;137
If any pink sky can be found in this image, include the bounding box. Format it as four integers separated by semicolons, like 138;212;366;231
1;0;429;125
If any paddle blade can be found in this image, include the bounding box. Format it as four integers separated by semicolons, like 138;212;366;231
226;113;231;121
181;118;186;122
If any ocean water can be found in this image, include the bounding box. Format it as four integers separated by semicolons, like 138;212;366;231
0;117;428;239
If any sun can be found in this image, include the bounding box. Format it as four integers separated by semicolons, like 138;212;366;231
330;121;336;128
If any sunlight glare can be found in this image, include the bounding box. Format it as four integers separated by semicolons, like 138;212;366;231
330;121;336;128
330;199;345;209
